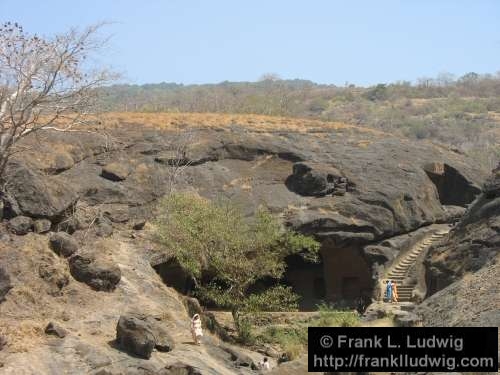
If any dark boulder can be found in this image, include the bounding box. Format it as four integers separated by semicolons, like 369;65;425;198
69;251;121;291
115;314;174;359
4;160;78;219
33;219;52;234
285;163;337;197
45;322;68;338
101;162;131;182
7;216;33;235
49;232;78;257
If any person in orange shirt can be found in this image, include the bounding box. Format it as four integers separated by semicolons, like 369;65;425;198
392;280;399;303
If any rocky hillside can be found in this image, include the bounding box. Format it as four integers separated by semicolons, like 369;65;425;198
417;167;500;327
0;113;490;374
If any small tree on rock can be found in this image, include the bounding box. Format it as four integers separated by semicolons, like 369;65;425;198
153;192;320;339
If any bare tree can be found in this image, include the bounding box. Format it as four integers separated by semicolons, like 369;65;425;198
0;22;114;180
163;129;195;195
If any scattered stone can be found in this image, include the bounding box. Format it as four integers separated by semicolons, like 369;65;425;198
132;220;146;230
115;313;174;359
69;251;121;291
45;322;68;338
49;232;78;257
101;162;131;182
34;219;52;234
7;215;33;235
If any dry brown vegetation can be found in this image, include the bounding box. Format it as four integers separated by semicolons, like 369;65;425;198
97;111;387;135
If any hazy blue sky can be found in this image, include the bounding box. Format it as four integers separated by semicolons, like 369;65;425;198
1;0;499;85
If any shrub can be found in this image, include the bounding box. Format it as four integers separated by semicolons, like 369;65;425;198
153;192;320;340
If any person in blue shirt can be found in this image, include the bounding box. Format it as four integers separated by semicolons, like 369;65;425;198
385;279;393;302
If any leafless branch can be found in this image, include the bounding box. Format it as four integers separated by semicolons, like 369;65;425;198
0;22;115;180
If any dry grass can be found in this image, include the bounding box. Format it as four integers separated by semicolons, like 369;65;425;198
0;320;44;352
96;112;386;135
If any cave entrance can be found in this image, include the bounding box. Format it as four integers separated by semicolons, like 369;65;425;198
283;254;325;311
424;162;480;206
153;259;194;295
320;241;372;304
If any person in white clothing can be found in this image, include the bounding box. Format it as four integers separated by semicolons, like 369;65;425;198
258;357;270;371
191;314;203;345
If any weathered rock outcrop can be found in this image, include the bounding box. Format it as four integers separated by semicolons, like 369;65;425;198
0;114;490;374
418;167;500;328
417;260;500;327
3;115;486;250
425;170;500;294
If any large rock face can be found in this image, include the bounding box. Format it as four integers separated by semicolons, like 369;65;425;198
1;114;487;304
417;260;500;327
425;170;500;294
0;114;490;374
5;115;484;247
418;168;500;328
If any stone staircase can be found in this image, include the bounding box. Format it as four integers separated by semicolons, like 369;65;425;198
385;228;450;302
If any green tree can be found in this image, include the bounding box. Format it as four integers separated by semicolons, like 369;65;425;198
153;192;320;339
